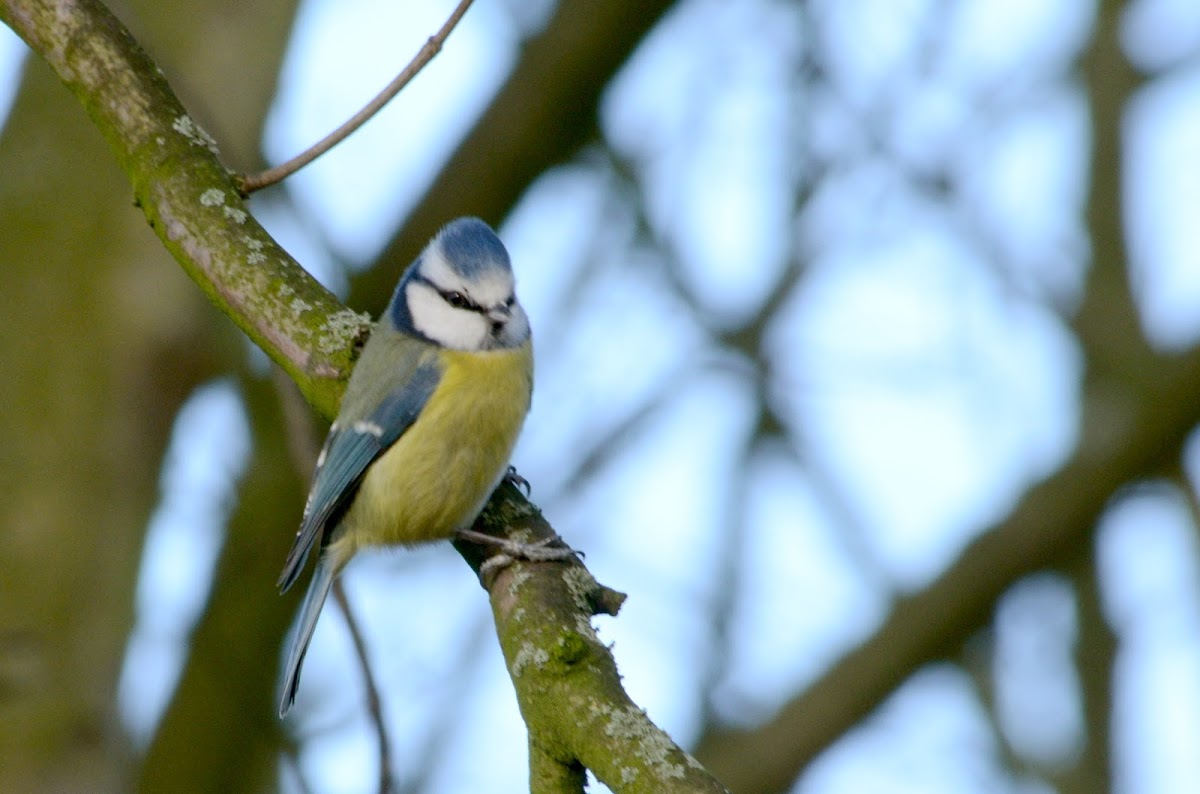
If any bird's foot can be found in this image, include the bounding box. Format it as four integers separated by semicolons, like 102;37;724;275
456;529;581;580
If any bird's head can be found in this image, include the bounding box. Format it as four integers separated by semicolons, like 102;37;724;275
391;217;530;351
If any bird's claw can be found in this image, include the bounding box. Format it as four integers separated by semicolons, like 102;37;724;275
504;465;531;496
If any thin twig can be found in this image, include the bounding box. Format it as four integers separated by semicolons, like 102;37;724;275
333;580;394;794
239;0;475;194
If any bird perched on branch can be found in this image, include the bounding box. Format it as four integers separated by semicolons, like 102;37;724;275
277;217;534;717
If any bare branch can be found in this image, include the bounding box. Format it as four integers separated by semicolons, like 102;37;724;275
238;0;475;194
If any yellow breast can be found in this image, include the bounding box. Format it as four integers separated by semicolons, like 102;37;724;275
331;341;533;560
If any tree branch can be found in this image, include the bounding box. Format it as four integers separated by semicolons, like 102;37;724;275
455;481;729;794
0;0;364;419
238;0;475;194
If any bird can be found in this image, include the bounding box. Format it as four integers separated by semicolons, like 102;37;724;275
277;217;534;717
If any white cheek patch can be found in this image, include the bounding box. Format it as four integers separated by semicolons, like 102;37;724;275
406;282;489;350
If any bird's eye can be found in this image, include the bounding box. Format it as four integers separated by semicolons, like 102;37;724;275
444;291;470;309
505;295;515;308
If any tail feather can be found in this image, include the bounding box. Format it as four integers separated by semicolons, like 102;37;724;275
279;555;336;717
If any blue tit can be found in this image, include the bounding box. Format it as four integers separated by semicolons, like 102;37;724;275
277;217;533;717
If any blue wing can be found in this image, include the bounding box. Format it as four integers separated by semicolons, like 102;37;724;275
277;358;442;592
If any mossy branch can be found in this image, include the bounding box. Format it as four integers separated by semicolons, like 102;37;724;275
0;0;364;418
456;482;729;793
0;1;731;790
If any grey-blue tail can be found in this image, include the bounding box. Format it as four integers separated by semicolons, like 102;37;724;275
279;555;336;717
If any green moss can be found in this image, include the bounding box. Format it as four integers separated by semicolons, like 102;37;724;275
552;632;588;666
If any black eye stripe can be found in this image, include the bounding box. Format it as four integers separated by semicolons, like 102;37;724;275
440;289;483;312
412;274;510;314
